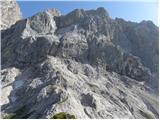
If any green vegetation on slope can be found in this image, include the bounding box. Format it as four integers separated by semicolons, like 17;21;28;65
50;112;76;119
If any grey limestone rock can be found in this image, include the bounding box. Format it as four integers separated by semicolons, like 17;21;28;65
0;0;22;30
1;5;159;119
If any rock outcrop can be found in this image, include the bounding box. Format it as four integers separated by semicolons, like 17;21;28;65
0;0;22;30
1;5;159;119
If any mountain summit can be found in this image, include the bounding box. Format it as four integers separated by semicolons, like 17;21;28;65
1;3;159;119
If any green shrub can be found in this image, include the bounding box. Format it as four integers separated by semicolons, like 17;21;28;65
139;109;155;119
50;112;76;119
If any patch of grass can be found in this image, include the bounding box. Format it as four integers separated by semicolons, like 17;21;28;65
139;109;155;119
50;112;76;119
3;113;17;119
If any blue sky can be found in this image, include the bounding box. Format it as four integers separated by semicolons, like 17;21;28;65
17;1;158;26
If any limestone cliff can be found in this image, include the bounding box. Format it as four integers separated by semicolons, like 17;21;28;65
1;5;159;119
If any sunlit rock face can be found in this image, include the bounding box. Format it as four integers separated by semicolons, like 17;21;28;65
1;3;159;119
0;0;22;30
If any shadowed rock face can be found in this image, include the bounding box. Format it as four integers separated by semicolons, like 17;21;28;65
1;5;159;119
115;18;159;73
1;0;22;30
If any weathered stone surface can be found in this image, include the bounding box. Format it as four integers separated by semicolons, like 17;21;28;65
1;6;159;119
23;9;60;37
115;18;159;72
0;0;22;30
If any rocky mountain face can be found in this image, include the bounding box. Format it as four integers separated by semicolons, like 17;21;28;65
0;0;22;30
1;4;159;119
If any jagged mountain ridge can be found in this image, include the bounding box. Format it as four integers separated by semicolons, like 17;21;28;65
1;7;159;119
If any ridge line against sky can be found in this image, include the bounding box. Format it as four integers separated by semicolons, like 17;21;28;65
17;0;159;26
